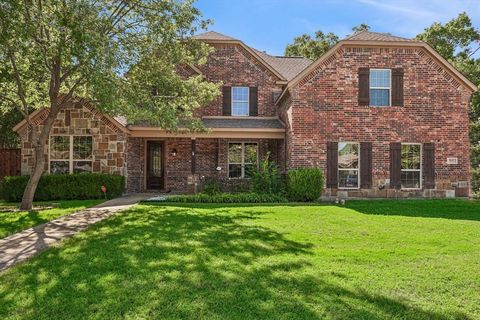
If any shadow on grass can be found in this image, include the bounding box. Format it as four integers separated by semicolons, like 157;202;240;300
0;205;472;319
344;199;480;221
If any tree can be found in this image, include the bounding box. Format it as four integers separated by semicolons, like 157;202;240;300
284;24;370;60
0;0;220;210
285;31;339;60
352;23;370;33
416;12;480;195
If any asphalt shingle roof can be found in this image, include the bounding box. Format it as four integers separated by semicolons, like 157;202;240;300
252;49;313;81
344;31;421;42
192;31;238;41
202;117;284;129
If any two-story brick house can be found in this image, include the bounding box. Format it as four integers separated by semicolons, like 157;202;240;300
14;31;477;198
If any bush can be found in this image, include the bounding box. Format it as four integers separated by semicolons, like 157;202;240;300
287;168;324;202
473;169;480;197
250;152;284;194
158;192;288;203
0;173;125;202
199;176;222;195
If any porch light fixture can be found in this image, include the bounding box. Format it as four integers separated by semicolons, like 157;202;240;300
171;148;177;157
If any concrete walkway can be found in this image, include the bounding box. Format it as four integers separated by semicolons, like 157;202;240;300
0;194;151;272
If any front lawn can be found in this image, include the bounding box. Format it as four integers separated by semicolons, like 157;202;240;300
1;200;480;319
0;200;104;239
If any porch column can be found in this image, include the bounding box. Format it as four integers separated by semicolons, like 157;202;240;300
191;138;196;174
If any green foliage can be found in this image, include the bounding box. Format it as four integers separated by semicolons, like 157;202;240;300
250;152;284;194
284;24;370;60
285;31;339;60
159;192;288;203
0;108;22;148
286;168;324;202
200;176;222;196
473;169;480;196
0;173;124;202
0;0;220;130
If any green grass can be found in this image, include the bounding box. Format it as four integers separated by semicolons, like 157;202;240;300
1;199;480;319
0;200;104;239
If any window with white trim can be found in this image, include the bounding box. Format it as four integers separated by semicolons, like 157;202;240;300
370;69;391;106
401;143;421;189
49;136;93;174
231;87;249;116
338;142;360;188
228;142;257;178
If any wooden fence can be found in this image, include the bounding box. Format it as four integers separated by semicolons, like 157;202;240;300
0;149;21;181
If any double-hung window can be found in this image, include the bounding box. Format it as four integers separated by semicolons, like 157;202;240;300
338;142;360;188
370;69;391;106
231;87;249;116
49;135;93;174
228;142;257;178
401;143;422;189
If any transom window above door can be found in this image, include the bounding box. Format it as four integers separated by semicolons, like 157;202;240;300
231;87;249;116
370;69;391;106
49;135;93;174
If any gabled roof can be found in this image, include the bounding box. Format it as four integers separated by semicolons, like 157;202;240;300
344;31;421;42
276;31;477;103
192;31;238;41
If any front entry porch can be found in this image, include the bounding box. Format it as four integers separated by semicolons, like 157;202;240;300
126;137;286;194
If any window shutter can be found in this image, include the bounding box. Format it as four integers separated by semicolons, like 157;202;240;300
249;87;258;116
326;142;338;188
358;68;369;106
222;86;231;116
392;68;404;106
424;143;435;189
360;142;372;188
389;142;401;189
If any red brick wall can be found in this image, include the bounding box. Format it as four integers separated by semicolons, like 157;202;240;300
286;46;473;197
194;43;283;117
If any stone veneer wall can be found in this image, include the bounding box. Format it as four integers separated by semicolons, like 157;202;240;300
18;102;127;176
286;46;473;198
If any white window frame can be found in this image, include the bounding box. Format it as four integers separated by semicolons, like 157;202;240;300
228;142;258;179
400;143;422;190
338;142;360;190
369;69;391;106
231;86;249;116
49;135;93;174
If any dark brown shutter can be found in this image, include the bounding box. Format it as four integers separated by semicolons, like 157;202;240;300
424;143;435;189
360;142;372;188
392;68;404;106
358;68;370;106
249;87;258;116
389;142;401;189
222;86;231;116
326;142;338;188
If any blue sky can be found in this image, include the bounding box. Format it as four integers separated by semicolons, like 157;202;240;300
195;0;480;56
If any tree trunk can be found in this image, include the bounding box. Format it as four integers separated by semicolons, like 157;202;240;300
19;109;58;210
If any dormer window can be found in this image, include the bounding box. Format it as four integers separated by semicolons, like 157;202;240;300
369;69;391;106
231;87;249;116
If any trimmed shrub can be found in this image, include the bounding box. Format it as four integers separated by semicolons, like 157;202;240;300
287;168;324;202
0;173;125;202
158;192;288;203
199;176;222;195
473;169;480;198
250;152;285;195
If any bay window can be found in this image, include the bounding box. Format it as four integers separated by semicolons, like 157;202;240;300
50;136;93;174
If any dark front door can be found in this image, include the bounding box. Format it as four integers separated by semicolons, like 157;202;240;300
146;141;164;190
